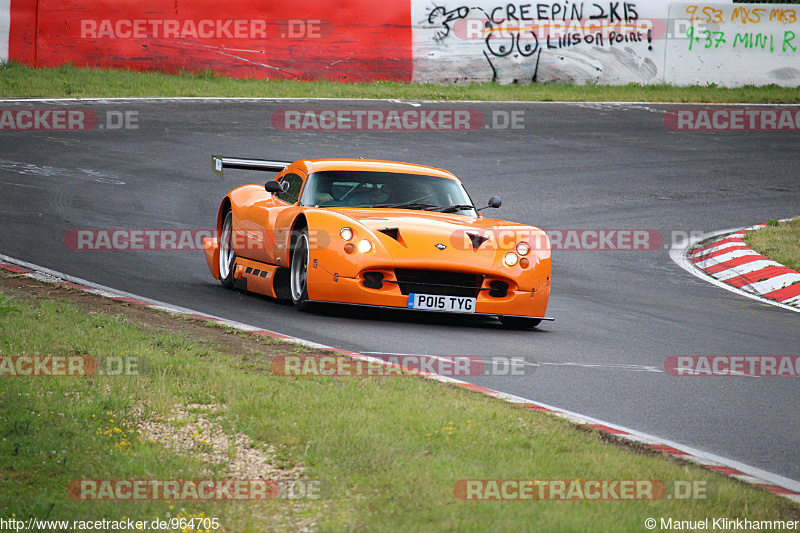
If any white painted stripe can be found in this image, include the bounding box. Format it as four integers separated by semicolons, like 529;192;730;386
744;224;768;231
0;97;797;108
363;354;662;373
0;0;10;63
712;260;782;281
744;273;800;295
538;362;663;373
731;474;771;485
783;294;800;306
690;240;745;257
694;249;760;270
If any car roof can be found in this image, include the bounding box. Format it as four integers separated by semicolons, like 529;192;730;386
296;159;460;181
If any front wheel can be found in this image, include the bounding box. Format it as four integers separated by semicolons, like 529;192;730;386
499;316;541;329
290;228;311;310
219;209;236;289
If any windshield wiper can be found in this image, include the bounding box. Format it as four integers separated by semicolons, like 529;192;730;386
436;204;475;213
372;202;438;210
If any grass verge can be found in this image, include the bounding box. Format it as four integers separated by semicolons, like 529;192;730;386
0;268;798;532
1;62;799;103
743;217;800;273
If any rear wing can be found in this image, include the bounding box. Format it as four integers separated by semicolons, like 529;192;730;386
212;155;292;179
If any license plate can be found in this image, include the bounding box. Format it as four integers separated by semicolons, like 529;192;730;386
407;293;476;313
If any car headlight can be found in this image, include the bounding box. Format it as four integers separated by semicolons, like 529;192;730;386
503;252;519;267
358;239;373;253
516;241;530;256
340;227;354;241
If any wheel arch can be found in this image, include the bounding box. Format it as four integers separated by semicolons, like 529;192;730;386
217;197;235;288
217;197;232;235
288;213;308;259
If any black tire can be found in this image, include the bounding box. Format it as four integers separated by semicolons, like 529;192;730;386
499;316;541;329
290;227;311;310
219;209;236;289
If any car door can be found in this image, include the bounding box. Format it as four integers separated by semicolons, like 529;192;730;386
234;170;306;266
269;171;306;267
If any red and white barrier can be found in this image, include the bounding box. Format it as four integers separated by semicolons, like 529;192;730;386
6;0;412;82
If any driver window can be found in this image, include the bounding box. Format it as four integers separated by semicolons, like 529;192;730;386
276;173;304;204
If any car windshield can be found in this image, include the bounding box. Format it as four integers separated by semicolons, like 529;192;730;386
302;170;477;217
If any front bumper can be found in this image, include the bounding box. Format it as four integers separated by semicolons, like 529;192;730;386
307;268;551;319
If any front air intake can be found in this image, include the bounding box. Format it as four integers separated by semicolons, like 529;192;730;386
393;269;482;298
363;271;384;289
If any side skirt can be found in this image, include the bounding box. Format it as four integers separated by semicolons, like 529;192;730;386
229;257;288;300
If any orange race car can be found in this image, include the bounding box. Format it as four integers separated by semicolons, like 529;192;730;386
203;156;552;328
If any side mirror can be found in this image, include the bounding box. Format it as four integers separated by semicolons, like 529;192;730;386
478;196;503;211
265;181;283;193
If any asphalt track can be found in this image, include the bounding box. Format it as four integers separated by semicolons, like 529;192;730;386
1;98;799;483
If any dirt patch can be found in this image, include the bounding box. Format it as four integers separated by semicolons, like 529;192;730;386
136;402;303;482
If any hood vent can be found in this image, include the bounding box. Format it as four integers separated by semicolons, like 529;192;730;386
378;227;400;241
377;226;406;247
466;232;490;250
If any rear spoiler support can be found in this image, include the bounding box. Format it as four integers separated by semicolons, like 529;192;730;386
212;155;292;179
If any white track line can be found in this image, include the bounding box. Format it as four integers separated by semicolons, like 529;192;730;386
2;97;800;106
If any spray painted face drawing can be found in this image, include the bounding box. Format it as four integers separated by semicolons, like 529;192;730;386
421;2;657;85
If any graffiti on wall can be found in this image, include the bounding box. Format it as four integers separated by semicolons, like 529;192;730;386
682;4;797;54
665;2;799;86
413;1;661;84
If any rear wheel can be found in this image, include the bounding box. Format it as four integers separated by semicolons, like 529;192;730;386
499;316;541;329
219;209;236;289
290;228;311;310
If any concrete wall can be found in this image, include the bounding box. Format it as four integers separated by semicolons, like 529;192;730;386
412;0;799;86
412;0;669;85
